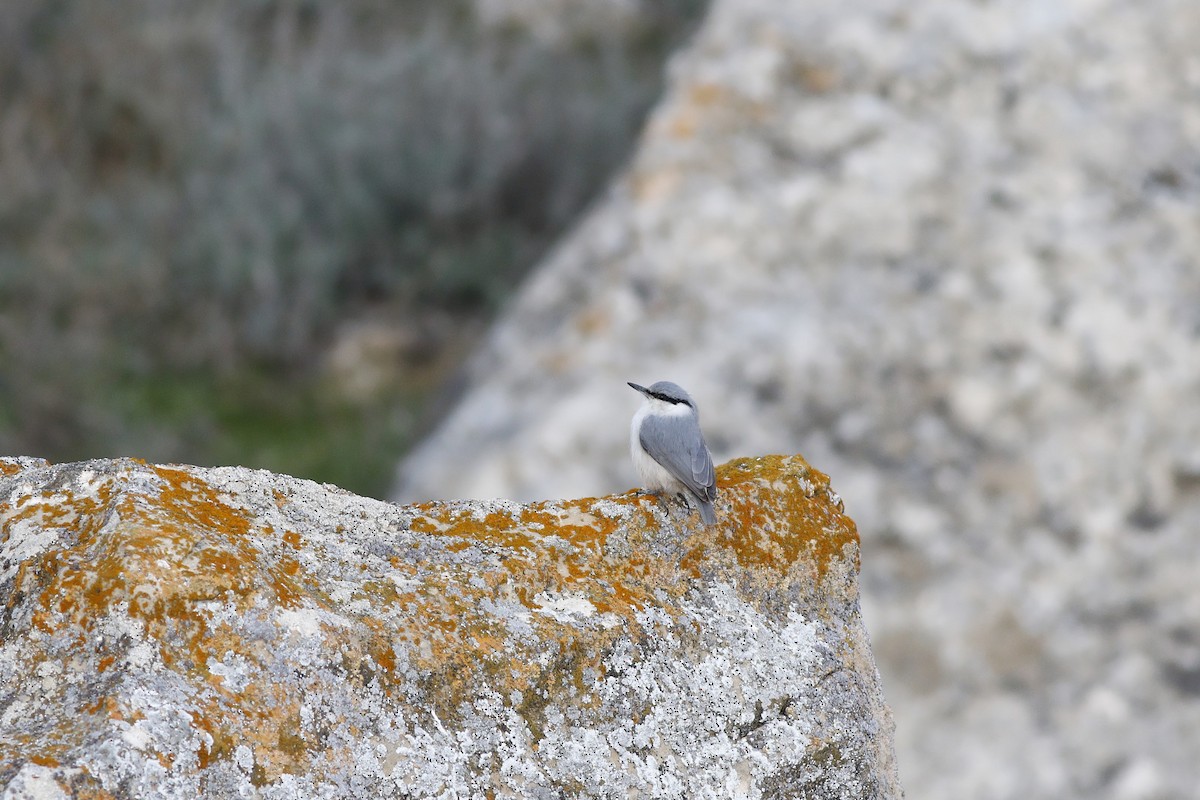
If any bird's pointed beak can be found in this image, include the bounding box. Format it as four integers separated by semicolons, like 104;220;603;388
627;382;648;394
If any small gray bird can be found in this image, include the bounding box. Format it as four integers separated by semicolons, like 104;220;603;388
628;380;718;525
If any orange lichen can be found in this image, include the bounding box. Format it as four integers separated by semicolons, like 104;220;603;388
702;455;860;581
195;712;234;770
3;461;338;777
3;453;858;786
689;82;729;108
360;458;858;724
0;458;38;477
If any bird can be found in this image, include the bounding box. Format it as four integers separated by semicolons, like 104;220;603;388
627;380;718;525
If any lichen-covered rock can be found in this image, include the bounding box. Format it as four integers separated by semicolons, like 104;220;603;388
391;1;1200;796
0;455;898;798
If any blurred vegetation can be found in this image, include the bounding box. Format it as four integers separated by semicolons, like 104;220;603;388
0;0;707;496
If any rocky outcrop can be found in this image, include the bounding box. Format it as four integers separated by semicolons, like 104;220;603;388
0;455;898;798
392;1;1200;797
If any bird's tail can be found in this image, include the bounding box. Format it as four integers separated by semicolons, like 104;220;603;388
696;497;717;526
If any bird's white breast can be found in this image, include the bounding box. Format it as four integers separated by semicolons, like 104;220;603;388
630;402;689;494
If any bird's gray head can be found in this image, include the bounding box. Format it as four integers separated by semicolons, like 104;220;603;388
627;380;696;409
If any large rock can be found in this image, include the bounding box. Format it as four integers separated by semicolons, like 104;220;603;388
0;455;898;798
393;0;1200;797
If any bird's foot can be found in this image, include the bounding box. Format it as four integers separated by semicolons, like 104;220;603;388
635;490;688;524
658;493;677;518
636;490;674;519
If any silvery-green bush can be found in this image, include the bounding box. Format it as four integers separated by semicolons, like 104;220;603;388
0;0;705;464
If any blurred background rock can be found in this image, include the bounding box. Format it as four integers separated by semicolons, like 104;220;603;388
0;0;706;497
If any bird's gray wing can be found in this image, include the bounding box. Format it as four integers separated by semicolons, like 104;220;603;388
639;413;717;500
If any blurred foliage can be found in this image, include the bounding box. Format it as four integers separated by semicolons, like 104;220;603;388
0;0;707;496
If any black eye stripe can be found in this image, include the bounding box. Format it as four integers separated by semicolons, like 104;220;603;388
652;392;688;405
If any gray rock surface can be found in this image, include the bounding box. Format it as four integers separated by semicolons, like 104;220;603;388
394;1;1200;797
0;455;898;798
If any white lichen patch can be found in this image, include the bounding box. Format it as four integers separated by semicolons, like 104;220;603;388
2;764;73;800
275;607;328;639
533;591;599;622
591;498;639;523
386;575;422;593
596;613;623;630
547;506;601;529
75;469;95;486
208;653;252;693
0;507;79;585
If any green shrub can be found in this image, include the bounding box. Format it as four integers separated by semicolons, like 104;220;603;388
0;0;707;495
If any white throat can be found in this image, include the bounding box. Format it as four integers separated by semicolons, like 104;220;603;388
630;398;695;494
641;397;693;418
